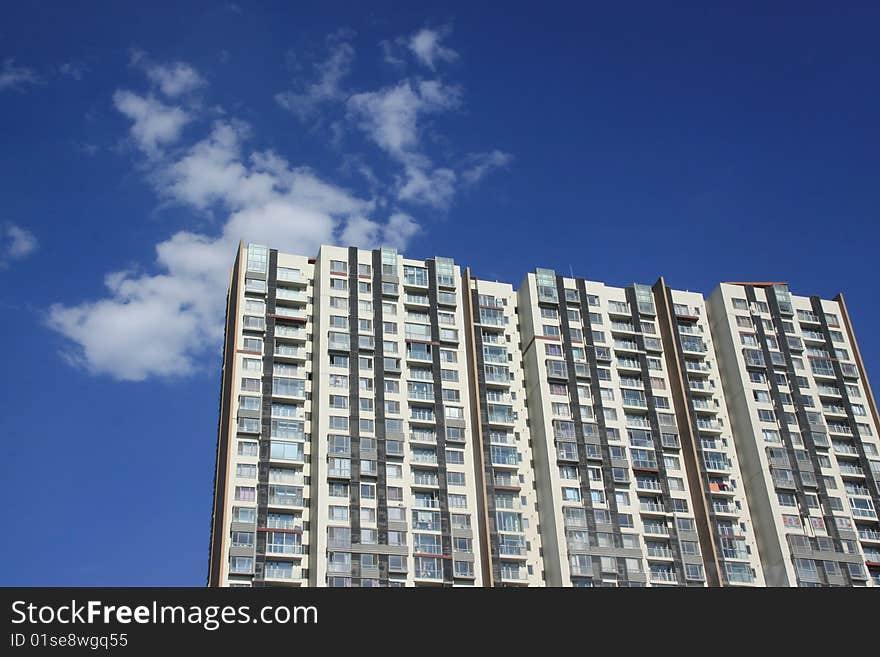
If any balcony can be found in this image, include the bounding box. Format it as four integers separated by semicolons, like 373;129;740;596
410;410;436;424
275;288;308;305
404;294;430;307
276;268;307;285
647;545;674;559
264;564;302;581
274;345;306;362
611;322;637;334
709;481;735;495
414;566;443;580
823;405;847;417
839;464;865;478
274;325;306;341
692;398;716;412
488;410;516;425
494;475;521;490
268;494;305;508
712;502;738;516
640;501;667;515
406;349;433;364
832;442;858;456
409;431;437;444
273;306;307;322
858;528;880;542
411;452;439;466
688;379;714;393
636;478;662;491
412;472;440;487
569;563;593;578
649;568;677;583
500;565;528;581
696;419;723;433
413;496;440;509
617;358;642;371
490;447;520;467
686;360;712;374
614;341;641;352
703;457;730;473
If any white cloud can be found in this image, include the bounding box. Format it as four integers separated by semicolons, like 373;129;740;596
113;90;191;157
0;59;41;91
408;27;459;70
275;39;355;120
462;150;513;185
48;118;415;381
347;79;461;207
398;164;456;207
347;80;460;157
59;61;88;80
379;40;405;67
1;223;39;267
145;61;205;97
129;50;206;97
340;211;419;251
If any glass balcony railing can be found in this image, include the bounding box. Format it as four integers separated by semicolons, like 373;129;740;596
274;345;305;359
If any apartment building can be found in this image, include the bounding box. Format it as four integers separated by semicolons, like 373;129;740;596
462;273;544;586
208;243;878;587
517;270;762;586
209;243;485;587
310;245;484;587
708;283;880;586
208;243;315;587
653;282;764;586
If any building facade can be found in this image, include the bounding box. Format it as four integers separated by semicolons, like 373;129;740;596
708;283;880;586
208;244;879;587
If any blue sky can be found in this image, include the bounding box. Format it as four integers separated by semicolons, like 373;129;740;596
2;2;879;585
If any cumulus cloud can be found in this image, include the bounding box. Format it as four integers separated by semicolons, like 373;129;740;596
408;27;459;70
145;61;205;97
113;90;191;157
130;49;206;97
47;34;513;380
48;115;411;381
0;59;41;91
275;37;355;120
347;79;462;207
461;150;513;185
1;223;39;267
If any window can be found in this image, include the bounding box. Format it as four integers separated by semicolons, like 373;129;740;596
229;557;254;574
448;471;466;487
234;486;256;502
237;440;258;457
236;463;257;479
232;507;256;523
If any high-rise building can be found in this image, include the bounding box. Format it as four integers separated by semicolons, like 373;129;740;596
462;273;544;586
708;283;880;586
517;271;763;587
208;244;879;587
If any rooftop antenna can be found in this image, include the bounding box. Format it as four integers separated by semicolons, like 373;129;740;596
569;264;575;279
